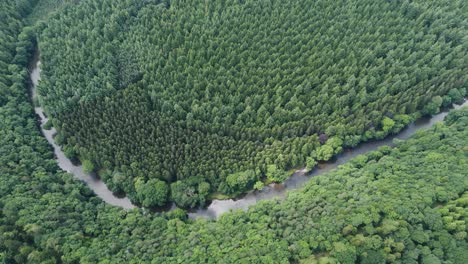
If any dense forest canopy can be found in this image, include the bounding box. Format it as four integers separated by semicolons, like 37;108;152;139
0;2;467;262
1;8;468;258
35;0;468;207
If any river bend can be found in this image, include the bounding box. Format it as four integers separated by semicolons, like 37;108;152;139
30;56;467;219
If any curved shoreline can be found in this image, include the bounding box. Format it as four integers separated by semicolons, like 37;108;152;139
30;54;467;219
189;99;467;219
30;56;136;210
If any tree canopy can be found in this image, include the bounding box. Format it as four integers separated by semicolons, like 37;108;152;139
34;0;467;206
0;1;466;263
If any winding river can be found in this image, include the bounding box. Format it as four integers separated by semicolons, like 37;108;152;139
30;56;467;219
30;57;136;209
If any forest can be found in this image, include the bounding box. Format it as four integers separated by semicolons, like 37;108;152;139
35;0;467;207
0;0;467;263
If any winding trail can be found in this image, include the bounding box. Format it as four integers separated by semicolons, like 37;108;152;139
30;55;467;219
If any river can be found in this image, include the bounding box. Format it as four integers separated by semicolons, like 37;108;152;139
30;57;136;209
30;56;467;219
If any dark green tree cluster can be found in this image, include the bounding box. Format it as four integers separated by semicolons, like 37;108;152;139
4;1;467;263
36;0;467;206
26;0;77;23
0;4;175;263
0;1;468;263
64;108;468;263
0;1;89;262
2;23;467;261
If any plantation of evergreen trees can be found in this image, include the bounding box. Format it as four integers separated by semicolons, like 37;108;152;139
1;1;467;262
34;0;467;207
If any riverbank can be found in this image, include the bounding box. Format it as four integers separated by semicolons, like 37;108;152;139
188;99;467;219
30;51;136;210
30;49;467;219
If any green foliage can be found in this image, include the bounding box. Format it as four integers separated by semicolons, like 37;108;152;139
253;181;264;191
35;0;467;206
62;145;76;159
134;178;168;207
26;0;77;23
443;88;465;107
361;250;386;264
423;96;444;116
1;0;467;263
82;159;94;173
381;117;395;133
315;145;334;161
42;119;53;130
331;242;356;264
306;157;317;171
265;165;290;183
170;178;210;208
314;137;344;161
224;169;257;195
